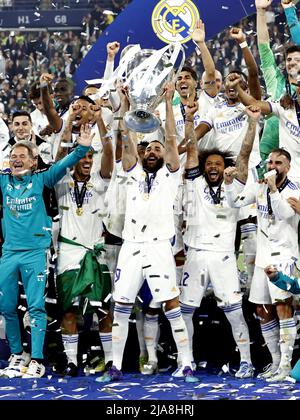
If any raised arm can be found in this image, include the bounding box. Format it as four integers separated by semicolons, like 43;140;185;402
255;0;285;98
118;85;138;171
235;105;261;183
282;0;300;45
55;103;81;162
44;124;93;188
191;19;218;97
164;82;180;172
92;104;114;179
230;27;262;100
184;101;199;169
256;0;272;44
40;73;63;133
104;41;121;112
227;73;272;114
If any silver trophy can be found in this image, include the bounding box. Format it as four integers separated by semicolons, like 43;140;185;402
123;43;185;133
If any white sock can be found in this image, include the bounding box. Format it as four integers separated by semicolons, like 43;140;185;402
294;309;300;338
223;301;251;364
279;318;297;369
144;314;159;363
112;304;133;370
181;303;195;364
62;334;78;366
164;307;191;368
135;309;147;358
99;332;112;364
241;223;256;286
260;319;281;366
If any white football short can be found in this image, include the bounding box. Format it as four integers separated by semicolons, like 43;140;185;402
113;240;179;304
249;261;294;304
179;248;241;307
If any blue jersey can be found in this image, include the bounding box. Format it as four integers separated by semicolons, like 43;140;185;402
0;145;89;251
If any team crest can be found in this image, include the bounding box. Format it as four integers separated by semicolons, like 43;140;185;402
152;0;200;44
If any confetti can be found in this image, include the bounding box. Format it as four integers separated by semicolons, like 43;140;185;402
133;250;140;256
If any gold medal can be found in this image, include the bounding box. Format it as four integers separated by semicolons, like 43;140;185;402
86;182;93;190
143;193;149;201
76;207;84;216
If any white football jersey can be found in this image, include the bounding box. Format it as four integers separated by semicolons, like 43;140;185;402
269;101;300;182
184;176;244;252
200;100;261;168
122;163;181;242
225;179;300;267
55;171;110;274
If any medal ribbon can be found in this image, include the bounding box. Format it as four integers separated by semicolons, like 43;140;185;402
208;184;222;205
267;177;290;216
74;179;88;213
144;172;157;194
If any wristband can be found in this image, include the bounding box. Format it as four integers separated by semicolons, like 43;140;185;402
185;166;201;180
239;41;248;49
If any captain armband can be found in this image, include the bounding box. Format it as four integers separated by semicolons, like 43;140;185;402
185;166;201;180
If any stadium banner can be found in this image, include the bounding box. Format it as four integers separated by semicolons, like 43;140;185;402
0;10;85;29
74;0;281;95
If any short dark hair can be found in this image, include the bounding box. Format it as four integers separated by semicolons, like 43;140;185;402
198;148;235;174
137;141;149;148
285;45;300;57
12;110;32;123
179;65;198;81
148;140;165;148
270;148;291;162
72;95;96;106
226;69;248;84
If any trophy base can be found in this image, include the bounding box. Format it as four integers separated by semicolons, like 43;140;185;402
124;110;160;133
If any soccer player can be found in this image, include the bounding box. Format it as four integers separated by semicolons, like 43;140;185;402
180;100;260;378
0;124;94;378
98;82;198;383
225;148;300;381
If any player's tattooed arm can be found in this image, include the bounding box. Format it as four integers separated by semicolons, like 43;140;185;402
235;105;261;183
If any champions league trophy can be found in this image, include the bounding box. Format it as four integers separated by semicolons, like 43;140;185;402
123;43;185;133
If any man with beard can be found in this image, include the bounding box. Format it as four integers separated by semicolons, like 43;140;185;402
54;111;114;376
54;98;114;376
180;102;260;379
255;0;300;161
186;71;261;292
225;148;300;381
98;82;198;383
